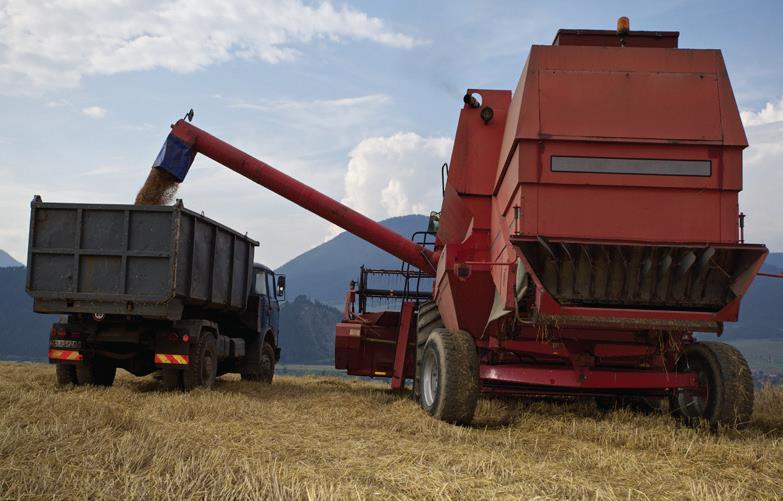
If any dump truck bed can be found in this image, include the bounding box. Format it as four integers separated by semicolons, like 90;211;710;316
26;199;258;319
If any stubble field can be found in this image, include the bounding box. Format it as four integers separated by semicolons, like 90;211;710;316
0;362;782;499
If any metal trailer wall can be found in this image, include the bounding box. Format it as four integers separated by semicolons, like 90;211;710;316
26;199;258;319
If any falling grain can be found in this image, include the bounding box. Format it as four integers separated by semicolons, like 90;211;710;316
134;167;180;205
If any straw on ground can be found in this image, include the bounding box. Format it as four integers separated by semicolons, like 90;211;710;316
0;362;781;499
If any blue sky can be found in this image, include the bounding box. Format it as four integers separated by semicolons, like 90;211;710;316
1;0;781;267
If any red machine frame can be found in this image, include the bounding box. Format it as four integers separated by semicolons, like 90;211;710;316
155;22;769;424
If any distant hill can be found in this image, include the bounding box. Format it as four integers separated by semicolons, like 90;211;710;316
0;250;22;268
1;245;782;368
724;255;783;339
279;296;342;365
0;267;52;361
277;215;429;308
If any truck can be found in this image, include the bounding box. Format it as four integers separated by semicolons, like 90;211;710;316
144;18;769;427
26;197;285;390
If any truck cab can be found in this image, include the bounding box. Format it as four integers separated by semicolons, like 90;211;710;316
250;263;285;361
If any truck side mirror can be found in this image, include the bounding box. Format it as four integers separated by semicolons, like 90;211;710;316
427;211;440;234
276;275;286;298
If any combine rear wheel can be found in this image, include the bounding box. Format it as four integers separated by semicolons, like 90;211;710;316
75;358;116;386
55;363;78;386
669;341;753;428
183;332;218;390
419;328;479;425
414;301;444;400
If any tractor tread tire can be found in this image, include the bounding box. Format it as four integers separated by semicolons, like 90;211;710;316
414;301;445;400
183;332;217;391
420;328;479;425
671;341;753;428
55;363;78;386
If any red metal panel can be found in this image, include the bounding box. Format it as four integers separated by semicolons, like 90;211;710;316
390;301;414;391
480;364;699;389
553;29;679;48
447;89;511;196
535;184;723;242
539;70;722;141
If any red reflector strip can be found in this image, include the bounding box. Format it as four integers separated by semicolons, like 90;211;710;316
48;349;82;361
154;353;189;365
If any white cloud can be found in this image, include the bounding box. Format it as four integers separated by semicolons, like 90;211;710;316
229;94;390;113
0;0;421;93
81;106;107;119
740;119;783;250
339;132;452;224
46;99;70;108
741;97;783;127
0;169;126;265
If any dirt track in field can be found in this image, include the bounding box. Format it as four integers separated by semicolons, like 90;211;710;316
1;362;782;499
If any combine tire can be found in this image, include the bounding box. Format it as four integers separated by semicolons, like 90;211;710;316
75;358;116;386
669;341;754;428
184;332;218;390
161;368;184;391
55;363;78;386
419;328;479;425
414;301;444;400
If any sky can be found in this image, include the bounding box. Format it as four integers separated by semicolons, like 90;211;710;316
1;0;782;268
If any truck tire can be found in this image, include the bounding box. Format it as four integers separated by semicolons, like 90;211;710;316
55;363;78;386
669;341;754;428
184;332;218;390
161;368;184;391
414;301;444;400
75;358;116;387
241;335;275;383
419;328;479;425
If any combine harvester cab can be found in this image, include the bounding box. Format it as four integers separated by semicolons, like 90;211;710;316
152;18;768;428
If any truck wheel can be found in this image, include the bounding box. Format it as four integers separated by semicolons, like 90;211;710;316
184;332;217;390
241;336;275;383
419;328;479;425
414;301;444;400
161;368;184;391
75;358;117;387
55;363;78;386
669;341;753;428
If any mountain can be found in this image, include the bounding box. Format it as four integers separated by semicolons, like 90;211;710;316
764;253;783;270
0;250;22;268
277;214;430;307
279;296;342;365
1;241;782;368
724;254;783;339
0;267;53;360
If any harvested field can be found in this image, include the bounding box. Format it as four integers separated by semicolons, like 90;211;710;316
0;362;782;499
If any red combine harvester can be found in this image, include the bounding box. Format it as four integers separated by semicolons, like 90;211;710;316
154;19;768;427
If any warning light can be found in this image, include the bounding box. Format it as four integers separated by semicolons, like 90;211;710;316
617;16;630;34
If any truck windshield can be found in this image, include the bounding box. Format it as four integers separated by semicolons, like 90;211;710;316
254;271;267;296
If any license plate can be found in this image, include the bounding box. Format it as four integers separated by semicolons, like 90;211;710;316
50;339;81;350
